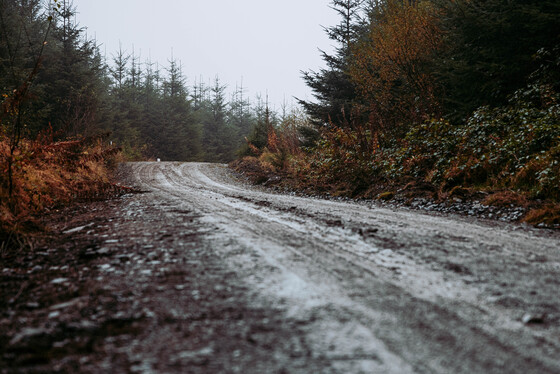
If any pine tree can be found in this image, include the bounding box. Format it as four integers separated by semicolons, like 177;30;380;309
228;80;254;148
110;45;130;94
0;0;109;138
138;57;162;157
248;94;276;151
433;0;560;120
299;0;365;130
159;58;201;161
106;45;141;153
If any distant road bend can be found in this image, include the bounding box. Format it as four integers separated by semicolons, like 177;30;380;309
123;161;560;373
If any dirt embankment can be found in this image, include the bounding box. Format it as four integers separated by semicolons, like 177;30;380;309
230;157;560;229
2;162;560;373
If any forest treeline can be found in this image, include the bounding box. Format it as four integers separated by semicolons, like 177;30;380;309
235;0;560;225
1;0;287;240
2;0;560;237
0;0;281;163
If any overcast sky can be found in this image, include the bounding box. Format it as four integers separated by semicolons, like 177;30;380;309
71;0;339;109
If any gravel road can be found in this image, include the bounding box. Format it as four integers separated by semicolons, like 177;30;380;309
2;161;560;373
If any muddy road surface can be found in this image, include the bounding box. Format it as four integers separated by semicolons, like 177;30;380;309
2;161;560;373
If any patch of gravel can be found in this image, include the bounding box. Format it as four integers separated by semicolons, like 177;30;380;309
229;168;558;229
381;197;529;223
0;193;333;373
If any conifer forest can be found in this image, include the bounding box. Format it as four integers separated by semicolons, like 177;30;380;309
1;0;560;234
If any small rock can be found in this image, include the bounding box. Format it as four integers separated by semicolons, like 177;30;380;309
26;302;40;309
50;297;86;311
53;339;70;348
9;327;50;345
174;346;214;364
68;320;99;332
522;313;545;324
143;308;156;318
79;357;90;365
31;265;43;273
97;247;111;254
64;223;94;234
50;278;69;284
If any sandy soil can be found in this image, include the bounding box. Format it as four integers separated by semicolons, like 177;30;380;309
1;161;559;373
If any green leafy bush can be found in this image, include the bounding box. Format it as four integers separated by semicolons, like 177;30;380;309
393;83;560;197
291;83;560;202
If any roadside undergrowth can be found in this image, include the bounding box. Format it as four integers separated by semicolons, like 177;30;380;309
1;132;125;249
231;84;560;228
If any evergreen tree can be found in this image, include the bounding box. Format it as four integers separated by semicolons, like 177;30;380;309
106;46;142;154
159;58;201;160
110;44;130;93
37;0;107;137
299;0;365;130
192;76;208;111
199;77;241;162
137;57;162;157
249;94;276;150
0;0;109;138
0;0;49;136
433;0;560;120
228;80;254;149
1;0;267;163
0;0;45;89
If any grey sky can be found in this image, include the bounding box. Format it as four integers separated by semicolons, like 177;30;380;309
71;0;339;109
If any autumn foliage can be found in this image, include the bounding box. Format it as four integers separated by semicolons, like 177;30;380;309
350;0;442;134
0;131;123;245
235;0;560;226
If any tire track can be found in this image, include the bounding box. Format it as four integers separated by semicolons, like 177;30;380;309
124;161;560;374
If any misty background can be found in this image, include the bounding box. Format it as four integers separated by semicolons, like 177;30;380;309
72;0;339;109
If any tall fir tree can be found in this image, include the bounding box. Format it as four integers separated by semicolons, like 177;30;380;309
39;0;106;137
433;0;560;120
201;77;226;161
228;80;254;149
159;58;201;161
299;0;365;130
